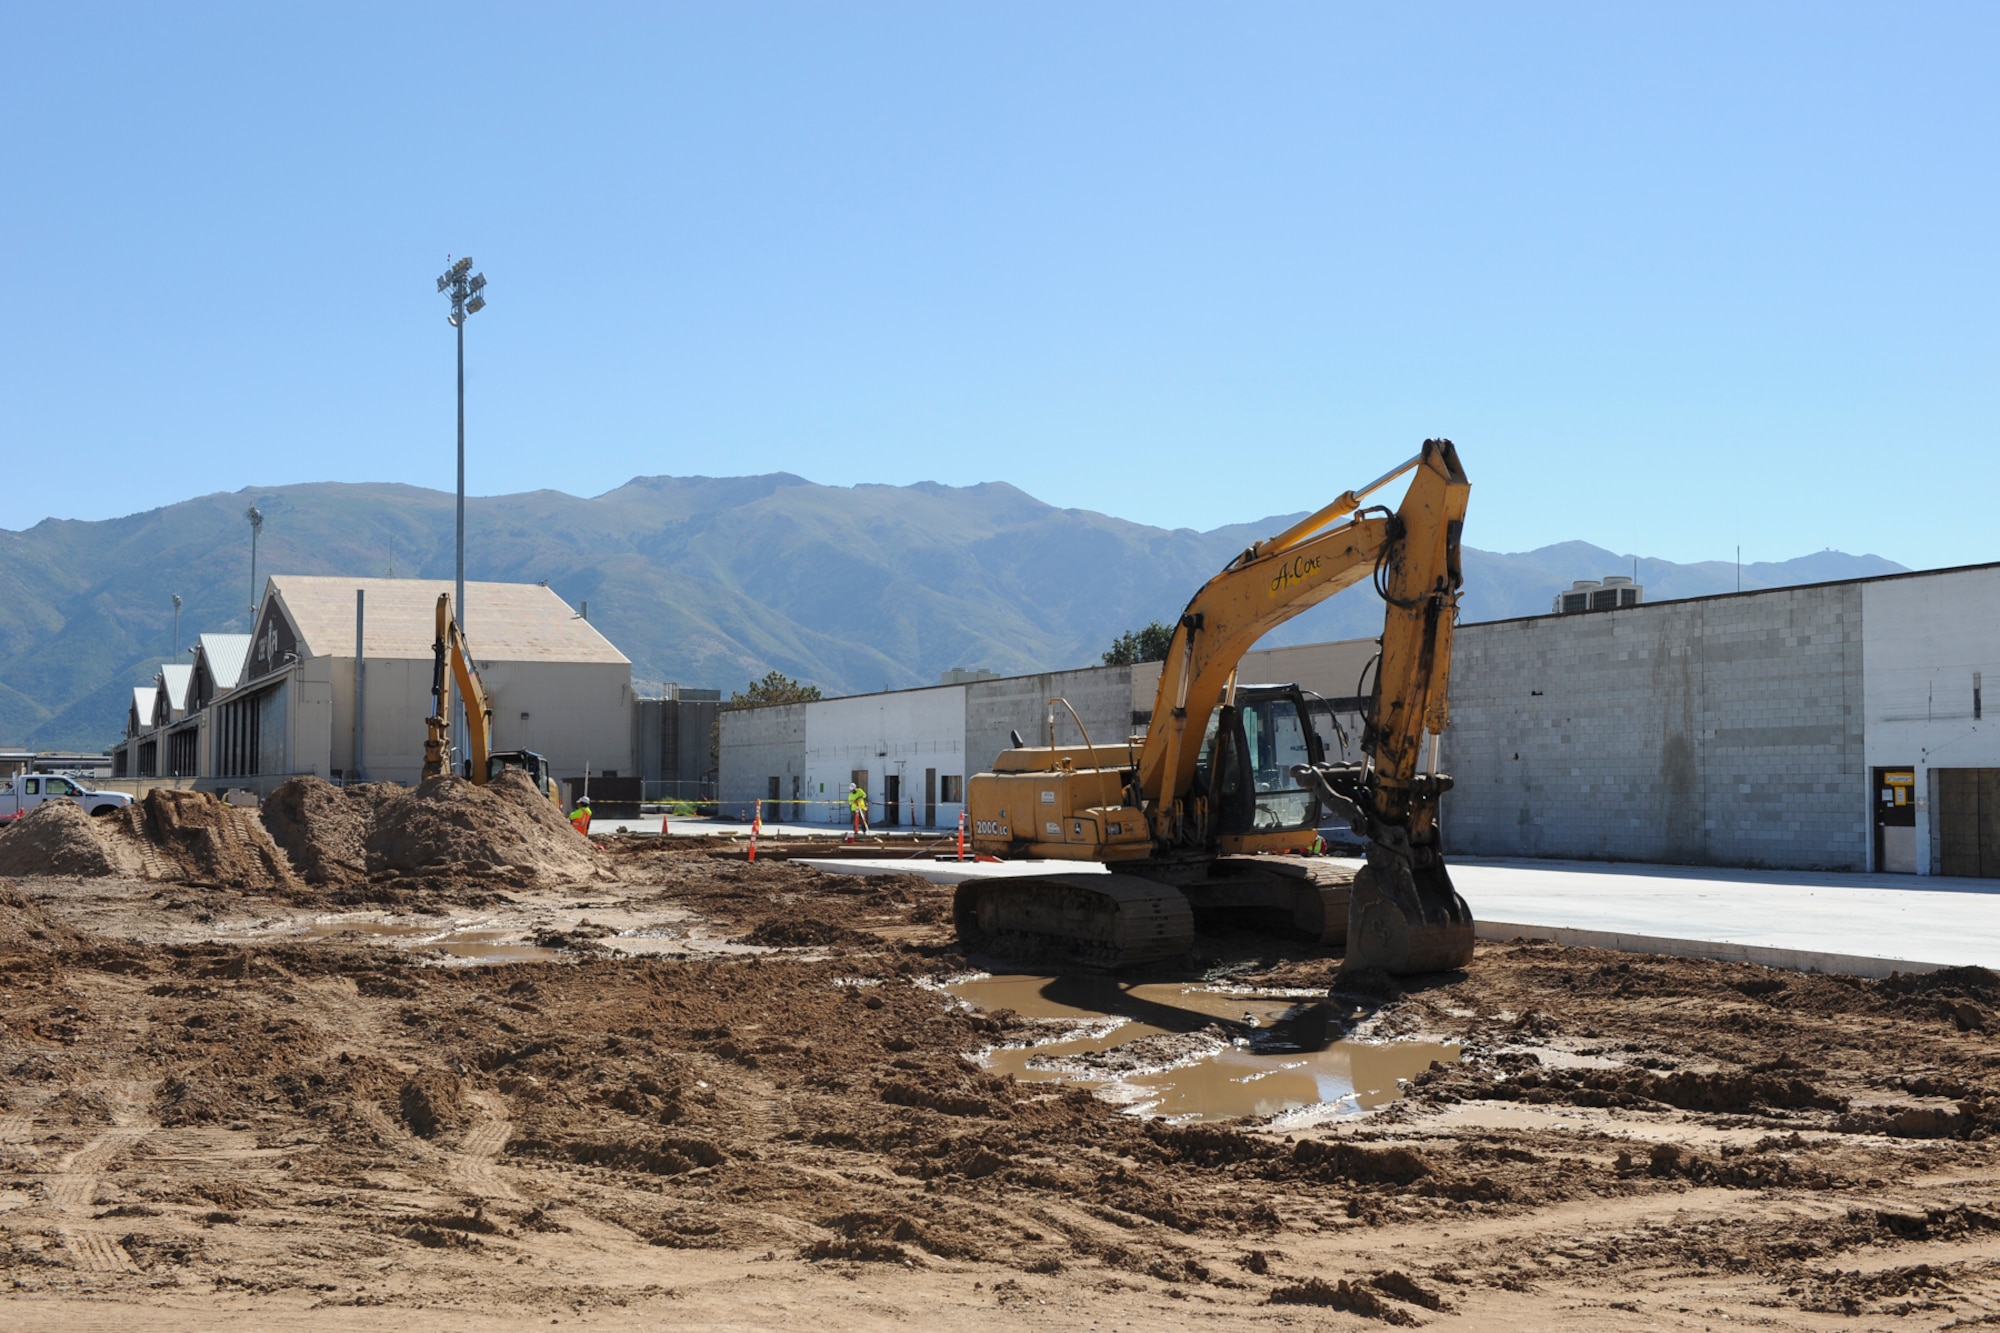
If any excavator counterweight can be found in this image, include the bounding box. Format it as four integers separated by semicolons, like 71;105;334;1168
956;439;1475;977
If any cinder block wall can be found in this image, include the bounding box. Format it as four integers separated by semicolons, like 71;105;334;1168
1444;585;1867;869
964;666;1136;773
717;702;807;817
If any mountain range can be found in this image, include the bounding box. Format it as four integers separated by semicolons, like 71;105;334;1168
0;474;1907;750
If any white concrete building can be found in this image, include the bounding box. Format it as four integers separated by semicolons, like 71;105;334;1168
719;644;1379;829
802;685;967;828
720;561;2000;879
1860;566;2000;875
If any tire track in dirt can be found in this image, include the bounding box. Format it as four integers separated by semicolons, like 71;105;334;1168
453;1090;519;1202
0;1111;33;1145
44;1127;147;1211
60;1227;139;1274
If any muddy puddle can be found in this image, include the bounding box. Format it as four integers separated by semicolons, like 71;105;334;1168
305;919;564;963
216;909;762;965
948;973;1459;1124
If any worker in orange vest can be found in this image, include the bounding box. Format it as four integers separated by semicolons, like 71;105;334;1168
569;796;592;835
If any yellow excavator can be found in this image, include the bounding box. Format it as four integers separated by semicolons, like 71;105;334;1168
420;593;564;809
957;438;1474;977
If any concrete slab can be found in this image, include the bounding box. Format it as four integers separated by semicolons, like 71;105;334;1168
799;856;1104;885
1453;857;1997;975
796;854;2000;976
596;816;955;843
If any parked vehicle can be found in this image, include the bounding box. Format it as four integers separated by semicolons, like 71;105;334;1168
0;773;133;820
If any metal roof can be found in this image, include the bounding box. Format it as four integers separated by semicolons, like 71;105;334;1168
158;663;194;712
130;685;159;733
266;575;629;665
197;633;252;691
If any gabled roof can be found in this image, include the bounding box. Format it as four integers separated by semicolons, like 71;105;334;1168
264;576;629;665
130;685;160;735
158;663;194;712
197;634;252;692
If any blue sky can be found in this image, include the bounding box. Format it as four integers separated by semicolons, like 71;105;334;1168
4;4;1993;567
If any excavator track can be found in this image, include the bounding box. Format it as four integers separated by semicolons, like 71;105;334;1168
1167;857;1355;946
953;873;1195;970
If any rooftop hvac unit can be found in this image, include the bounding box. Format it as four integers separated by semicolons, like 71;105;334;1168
1554;575;1643;615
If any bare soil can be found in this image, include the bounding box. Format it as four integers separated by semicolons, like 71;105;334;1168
1;837;1999;1330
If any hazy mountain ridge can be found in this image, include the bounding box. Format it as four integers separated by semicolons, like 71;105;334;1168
0;476;1908;749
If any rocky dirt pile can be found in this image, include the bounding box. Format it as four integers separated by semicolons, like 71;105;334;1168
263;771;601;888
260;777;395;883
0;800;138;877
118;789;301;892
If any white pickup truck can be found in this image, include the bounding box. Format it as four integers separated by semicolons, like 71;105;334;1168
0;773;133;820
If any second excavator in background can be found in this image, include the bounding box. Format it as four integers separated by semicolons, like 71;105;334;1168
420;592;565;810
956;438;1474;977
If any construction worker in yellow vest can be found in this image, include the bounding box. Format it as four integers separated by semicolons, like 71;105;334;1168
569;796;592;835
846;783;870;841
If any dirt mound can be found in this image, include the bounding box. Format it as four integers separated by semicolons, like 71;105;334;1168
261;776;390;883
118;789;302;892
365;772;599;883
260;772;601;889
0;800;137;877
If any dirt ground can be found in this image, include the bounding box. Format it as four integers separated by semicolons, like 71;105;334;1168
2;826;1999;1330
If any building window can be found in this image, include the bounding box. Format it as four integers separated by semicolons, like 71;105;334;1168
940;775;964;803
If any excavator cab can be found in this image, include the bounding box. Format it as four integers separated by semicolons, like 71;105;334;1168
1194;685;1325;841
486;749;561;807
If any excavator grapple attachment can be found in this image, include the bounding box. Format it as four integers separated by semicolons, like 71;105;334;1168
1343;849;1475;976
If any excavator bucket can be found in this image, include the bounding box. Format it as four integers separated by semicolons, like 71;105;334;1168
1344;849;1475;976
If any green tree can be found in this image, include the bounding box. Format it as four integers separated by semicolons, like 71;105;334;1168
729;670;824;707
712;671;824;768
1101;621;1175;667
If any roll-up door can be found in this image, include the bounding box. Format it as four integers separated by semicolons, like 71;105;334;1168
1937;769;2000;879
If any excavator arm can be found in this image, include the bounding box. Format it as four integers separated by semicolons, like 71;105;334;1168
1138;439;1467;848
420;593;494;782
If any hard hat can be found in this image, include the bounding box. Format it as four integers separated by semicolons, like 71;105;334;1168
578;796;591;805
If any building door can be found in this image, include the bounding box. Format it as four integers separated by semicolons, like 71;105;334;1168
1937;769;2000;879
1874;767;1917;872
883;773;901;827
925;767;937;828
791;774;801;822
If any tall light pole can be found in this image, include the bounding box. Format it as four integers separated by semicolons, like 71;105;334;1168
436;256;487;773
172;593;182;659
435;256;487;633
246;505;264;629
